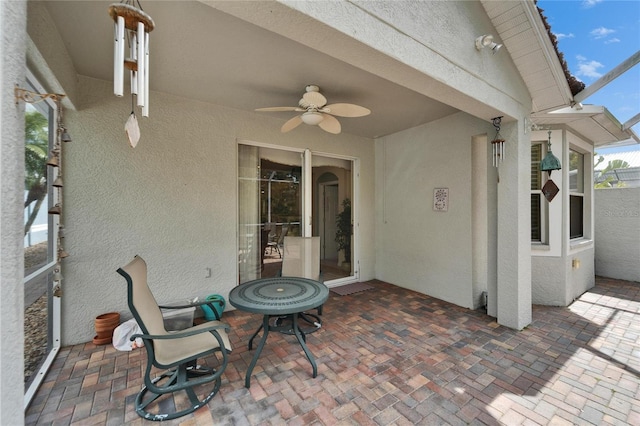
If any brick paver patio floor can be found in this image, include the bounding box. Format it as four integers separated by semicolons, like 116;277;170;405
25;276;640;425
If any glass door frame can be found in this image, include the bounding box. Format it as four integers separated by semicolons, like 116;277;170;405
237;140;360;285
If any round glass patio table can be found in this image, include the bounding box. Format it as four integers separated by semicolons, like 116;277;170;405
229;277;329;388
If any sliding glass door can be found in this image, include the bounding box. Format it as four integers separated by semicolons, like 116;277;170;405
312;154;353;281
238;143;356;284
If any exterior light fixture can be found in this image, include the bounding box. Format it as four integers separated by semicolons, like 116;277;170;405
475;35;502;54
540;130;562;176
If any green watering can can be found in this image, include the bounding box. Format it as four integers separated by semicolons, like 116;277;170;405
200;294;225;321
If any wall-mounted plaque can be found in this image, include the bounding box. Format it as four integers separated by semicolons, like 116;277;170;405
433;188;449;212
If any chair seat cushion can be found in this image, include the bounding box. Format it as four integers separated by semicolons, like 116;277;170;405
154;320;232;367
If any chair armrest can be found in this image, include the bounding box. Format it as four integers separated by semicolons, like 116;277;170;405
158;303;196;310
131;322;230;341
159;299;223;311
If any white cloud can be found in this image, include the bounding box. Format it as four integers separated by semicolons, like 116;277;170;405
555;33;575;40
582;0;604;8
590;27;615;39
576;57;604;79
605;38;621;44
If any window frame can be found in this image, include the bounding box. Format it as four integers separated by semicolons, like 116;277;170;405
567;136;593;248
530;141;548;244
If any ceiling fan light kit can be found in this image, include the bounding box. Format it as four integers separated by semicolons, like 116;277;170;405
301;111;324;125
256;85;370;134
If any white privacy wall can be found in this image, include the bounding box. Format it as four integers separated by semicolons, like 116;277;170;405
61;76;375;345
375;112;489;309
595;187;640;282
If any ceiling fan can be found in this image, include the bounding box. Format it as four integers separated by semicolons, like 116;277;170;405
255;85;371;134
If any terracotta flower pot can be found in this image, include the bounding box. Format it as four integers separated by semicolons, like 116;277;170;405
93;312;120;345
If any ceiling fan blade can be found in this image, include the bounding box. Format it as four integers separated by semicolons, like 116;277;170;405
281;115;303;133
324;103;371;117
255;106;300;112
318;113;341;134
301;91;327;108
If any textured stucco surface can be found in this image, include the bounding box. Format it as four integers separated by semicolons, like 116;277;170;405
595;188;640;282
61;77;375;345
1;1;27;421
375;112;491;310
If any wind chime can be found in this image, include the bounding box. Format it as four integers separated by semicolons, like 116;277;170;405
540;130;561;202
109;0;155;147
15;88;72;297
491;116;505;181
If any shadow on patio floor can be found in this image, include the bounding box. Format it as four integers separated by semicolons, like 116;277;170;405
26;276;640;425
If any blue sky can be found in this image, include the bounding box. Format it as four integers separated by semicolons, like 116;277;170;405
537;0;639;153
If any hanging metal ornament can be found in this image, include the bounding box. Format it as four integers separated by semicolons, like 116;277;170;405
109;0;154;116
540;130;562;176
491;116;505;167
110;0;154;147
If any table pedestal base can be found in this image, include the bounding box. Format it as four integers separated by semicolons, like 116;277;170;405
245;313;319;388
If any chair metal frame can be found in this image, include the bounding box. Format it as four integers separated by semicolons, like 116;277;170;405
117;255;230;421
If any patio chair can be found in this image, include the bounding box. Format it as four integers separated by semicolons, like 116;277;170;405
266;224;289;258
278;236;324;332
117;255;232;421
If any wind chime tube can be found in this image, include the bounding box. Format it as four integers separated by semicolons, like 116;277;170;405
142;32;150;117
492;141;496;167
114;16;125;96
130;31;137;95
136;21;145;108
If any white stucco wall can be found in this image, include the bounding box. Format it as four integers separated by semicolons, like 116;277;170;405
375;112;491;309
1;1;27;422
595;187;640;282
60;76;375;345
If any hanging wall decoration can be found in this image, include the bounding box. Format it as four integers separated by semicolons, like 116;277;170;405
540;130;562;176
491;116;505;167
15;87;72;297
109;1;155;147
490;116;505;183
433;188;449;212
540;130;561;202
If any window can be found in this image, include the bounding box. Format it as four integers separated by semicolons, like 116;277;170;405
530;143;548;243
569;149;584;239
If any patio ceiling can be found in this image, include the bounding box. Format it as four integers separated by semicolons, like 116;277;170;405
37;1;636;145
39;0;459;139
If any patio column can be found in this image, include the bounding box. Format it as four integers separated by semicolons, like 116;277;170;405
1;0;27;420
496;119;532;329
